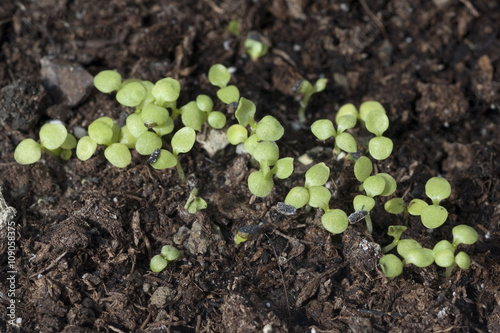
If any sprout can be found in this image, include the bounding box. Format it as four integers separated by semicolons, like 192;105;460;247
14;138;42;164
452;225;478;247
150;245;183;273
104;143;132;168
244;33;269;61
311;117;357;154
296;78;328;123
379;254;403;279
94;70;122;93
208;64;231;88
322;209;349;234
152;78;181;107
116;81;146;107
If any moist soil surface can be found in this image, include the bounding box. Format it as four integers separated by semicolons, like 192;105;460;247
1;1;500;332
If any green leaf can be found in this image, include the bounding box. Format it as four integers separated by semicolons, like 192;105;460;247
365;109;389;136
387;225;407;240
151;149;177;169
243;134;259;155
135;131;162;155
150;254;168;272
251;141;279;166
379;254;403;278
118;126;137;149
256;115;284;141
397;239;422;259
104;143;131;168
227;124;248;145
136;80;155;111
299;80;313;94
336;115;357;133
14;138;42;164
208;64;231;88
126;113;147;138
88;119;114;145
207;111;226;129
116;81;146;107
284;186;309;209
335;132;357;153
321;209;349;234
305;162;330;188
94;70;122;93
153;117;175;137
217;85;240;104
313;78;328;92
248;170;274;197
161;245;183;261
368;136;393;160
353;195;375;212
452;225;478;246
377;173;397;196
405;248;434;267
433;240;455;255
141;104;169;127
359;101;385;122
311;119;335;140
434;249;455;268
196;94;214;112
407;199;428;216
455;252;471;269
180;101;206;131
187;197;207;213
76;136;97;161
60;133;77;150
152;78;181;106
60;149;72;160
363;175;386;197
420;205;448;229
227;20;240;37
40;123;68;150
335;103;359;123
384;198;405;214
307;186;331;211
274;157;294;179
172;127;196;155
235;97;256;127
244;38;268;61
354;156;372;182
425;177;451;205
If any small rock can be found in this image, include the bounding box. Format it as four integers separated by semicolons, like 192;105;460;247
40;57;94;107
149;286;176;308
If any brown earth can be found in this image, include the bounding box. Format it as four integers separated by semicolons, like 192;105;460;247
1;1;500;332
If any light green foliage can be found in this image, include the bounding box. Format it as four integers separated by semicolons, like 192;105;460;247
365;109;389;136
274;158;294;179
135;131;162;155
118;126;137;148
434;249;455;267
452;225;478;247
368;135;393;161
217;85;240;104
180;101;206;131
88;117;119;146
425;177;451;205
256;116;284;141
363;175;386;197
382;225;407;253
151;149;177;169
248;171;274;197
227;124;248;145
153;117;175;137
404;248;434;267
377;173;397;196
61;134;77;150
76;136;98;161
307;186;331;211
311;104;357;154
455;252;471;269
397;239;422;258
284;186;310;209
244;36;268;61
40;123;68;150
359;101;385;122
420;205;448;229
297;78;328;123
141;104;169;127
152;78;181;106
353;195;375;212
94;70;122;93
186;196;207;214
196;94;214;112
126;113;148;138
208;112;226;129
360;102;393;160
252;141;279;166
235;97;256;127
104;143;131;168
243;134;259;155
384;198;405;215
311;119;335;140
322;209;349;234
116;81;146;107
305;162;330;188
408;199;428;215
335;103;359;123
208;64;231;88
354;156;372;182
227;20;240;36
171;127;196;155
150;245;183;273
14;138;42;164
379;254;403;278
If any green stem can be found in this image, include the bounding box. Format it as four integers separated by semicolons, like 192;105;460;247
298;93;312;123
382;242;397;254
365;214;373;234
184;188;198;210
173;153;187;183
445;264;455;278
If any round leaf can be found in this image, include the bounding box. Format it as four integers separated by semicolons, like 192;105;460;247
119;126;137;148
252;141;279;166
153;117;175;137
322;209;349;234
336;103;359;123
274;157;294;179
434;249;455;268
284;186;309;209
150;255;168;273
307;186;331;210
336;132;357;153
235;97;256;127
384;198;405;214
135;131;162;155
126;113;148;138
40;123;68;150
180;101;206;131
397;239;422;259
305;162;330;188
94;70;122;93
452;225;478;246
141;104;169;127
364;175;386;197
116;81;146;107
455;252;471;269
311;119;335;140
366;109;389;136
425;177;451;204
207;111;226;129
217;85;240;104
379;254;403;278
88;120;113;145
248;171;274;197
161;245;183;261
227;124;248;145
152;78;181;105
336;115;357;133
196;94;214;112
377;173;397;196
359;101;385;122
104;143;131;168
151;149;177;169
76;136;97;161
353;195;375;212
420;205;448;229
208;64;231;88
14;138;41;164
354;156;372;182
256;116;284;141
405;248;434;267
408;199;429;216
172;127;196;154
368;136;393;160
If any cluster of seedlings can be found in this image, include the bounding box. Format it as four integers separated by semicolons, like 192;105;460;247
14;62;477;278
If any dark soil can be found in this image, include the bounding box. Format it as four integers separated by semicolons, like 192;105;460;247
1;1;500;332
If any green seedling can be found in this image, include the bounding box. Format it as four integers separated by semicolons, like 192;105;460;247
353;155;397;233
208;64;240;104
196;94;227;129
381;225;408;253
234;224;261;245
150;245;184;273
360;101;393;160
184;188;207;214
244;32;269;62
227;20;240;37
311;104;357;155
296;78;328;123
14;122;76;164
408;177;451;229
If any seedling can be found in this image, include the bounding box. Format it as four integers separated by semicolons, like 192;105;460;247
244;32;269;62
227;20;240;37
234;224;261;245
296;78;328;123
184;188;207;214
360;101;393;160
208;64;240;104
150;245;184;273
407;177;451;229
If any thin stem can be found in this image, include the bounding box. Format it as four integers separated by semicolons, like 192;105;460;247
382;242;397;254
365;214;373;234
298;93;312;123
184;188;198;210
445;264;455;278
174;154;187;183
